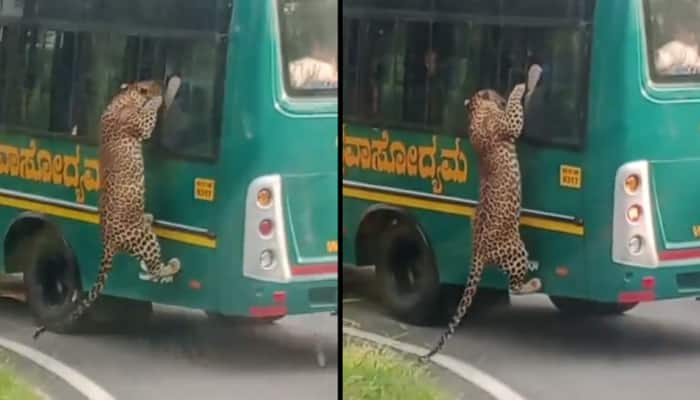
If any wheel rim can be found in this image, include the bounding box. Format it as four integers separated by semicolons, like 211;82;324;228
388;236;424;296
36;254;74;308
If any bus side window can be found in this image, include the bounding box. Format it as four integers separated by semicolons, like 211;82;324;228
73;32;131;140
521;29;588;147
155;38;223;158
0;26;7;124
358;20;398;122
3;27;79;135
343;18;360;117
432;21;484;137
398;21;432;126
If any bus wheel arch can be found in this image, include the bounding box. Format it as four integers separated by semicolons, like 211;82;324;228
5;213;87;332
356;205;441;326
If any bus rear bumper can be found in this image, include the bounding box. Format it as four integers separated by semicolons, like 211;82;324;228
243;277;338;318
611;264;700;303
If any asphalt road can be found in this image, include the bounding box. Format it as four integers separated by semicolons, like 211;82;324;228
344;267;700;400
0;298;338;400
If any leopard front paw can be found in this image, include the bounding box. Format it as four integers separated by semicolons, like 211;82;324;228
511;83;527;99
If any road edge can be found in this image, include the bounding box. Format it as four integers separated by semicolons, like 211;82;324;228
344;327;528;400
0;336;115;400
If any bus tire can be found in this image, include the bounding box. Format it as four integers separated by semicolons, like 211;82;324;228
548;296;638;315
205;311;283;325
375;217;440;326
22;228;89;334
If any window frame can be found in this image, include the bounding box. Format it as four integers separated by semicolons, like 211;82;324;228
342;4;595;151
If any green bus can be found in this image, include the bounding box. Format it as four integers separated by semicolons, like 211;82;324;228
0;0;338;332
342;0;700;324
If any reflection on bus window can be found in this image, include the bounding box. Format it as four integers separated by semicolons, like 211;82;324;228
279;0;337;96
646;0;700;78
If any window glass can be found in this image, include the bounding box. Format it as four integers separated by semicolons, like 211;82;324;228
4;27;78;134
434;0;592;19
279;0;338;96
644;0;700;81
0;0;23;17
520;28;589;146
32;0;231;33
157;38;223;158
344;0;432;10
342;18;360;115
73;32;129;138
360;20;397;121
433;22;484;136
397;21;431;126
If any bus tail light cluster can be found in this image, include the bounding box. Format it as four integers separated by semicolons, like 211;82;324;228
243;175;292;282
612;161;660;267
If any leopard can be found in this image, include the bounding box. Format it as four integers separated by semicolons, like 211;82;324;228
419;83;542;361
33;80;181;339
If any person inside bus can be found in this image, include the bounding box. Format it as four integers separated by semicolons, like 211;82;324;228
288;34;337;89
425;48;447;126
654;19;700;75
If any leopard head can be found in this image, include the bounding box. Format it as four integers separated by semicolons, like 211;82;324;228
101;80;164;142
465;89;506;114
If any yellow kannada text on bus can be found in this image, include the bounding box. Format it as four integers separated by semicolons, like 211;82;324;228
342;125;468;194
0;139;99;203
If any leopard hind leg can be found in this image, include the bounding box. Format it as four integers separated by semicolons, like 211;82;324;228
126;223;181;284
500;241;541;295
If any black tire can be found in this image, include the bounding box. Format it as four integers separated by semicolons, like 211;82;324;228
23;233;88;334
375;216;440;326
549;296;638;315
205;311;283;325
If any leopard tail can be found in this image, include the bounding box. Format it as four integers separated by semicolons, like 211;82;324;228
33;257;112;340
419;258;484;362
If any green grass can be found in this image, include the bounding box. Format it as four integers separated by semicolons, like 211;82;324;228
343;337;450;400
0;365;41;400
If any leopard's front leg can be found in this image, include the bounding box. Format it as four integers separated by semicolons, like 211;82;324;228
503;83;527;140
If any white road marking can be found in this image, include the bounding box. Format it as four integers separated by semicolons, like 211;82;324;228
0;336;115;400
344;327;528;400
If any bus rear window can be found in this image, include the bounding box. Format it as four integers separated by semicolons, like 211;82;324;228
645;0;700;82
278;0;338;97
